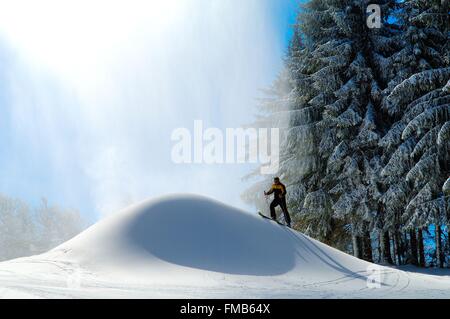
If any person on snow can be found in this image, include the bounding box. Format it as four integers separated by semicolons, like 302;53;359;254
264;177;292;228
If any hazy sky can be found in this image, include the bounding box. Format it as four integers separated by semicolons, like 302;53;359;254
0;0;300;222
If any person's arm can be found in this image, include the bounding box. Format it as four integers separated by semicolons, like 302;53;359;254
264;186;274;196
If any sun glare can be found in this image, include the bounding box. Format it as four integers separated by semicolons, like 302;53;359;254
0;0;183;77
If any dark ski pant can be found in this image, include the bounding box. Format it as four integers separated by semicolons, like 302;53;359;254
270;197;291;225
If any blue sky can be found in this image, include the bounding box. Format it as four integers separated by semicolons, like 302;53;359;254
270;0;300;50
0;0;301;222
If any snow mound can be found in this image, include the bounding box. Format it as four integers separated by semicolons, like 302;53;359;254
47;194;370;281
2;194;450;298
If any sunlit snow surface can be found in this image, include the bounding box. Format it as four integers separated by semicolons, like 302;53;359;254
1;194;450;299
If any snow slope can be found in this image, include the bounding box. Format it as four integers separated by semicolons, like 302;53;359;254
0;194;450;298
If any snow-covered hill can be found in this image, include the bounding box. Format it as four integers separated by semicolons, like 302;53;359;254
0;194;449;298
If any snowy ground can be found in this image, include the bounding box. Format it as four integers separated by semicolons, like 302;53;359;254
0;194;449;299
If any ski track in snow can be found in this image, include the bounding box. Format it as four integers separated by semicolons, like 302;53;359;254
0;261;449;298
0;194;449;299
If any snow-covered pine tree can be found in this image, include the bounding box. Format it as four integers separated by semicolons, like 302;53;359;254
241;30;302;216
242;4;347;248
298;0;379;260
245;0;396;258
285;0;405;260
244;0;448;265
380;0;449;267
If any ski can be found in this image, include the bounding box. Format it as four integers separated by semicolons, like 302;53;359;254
258;212;286;227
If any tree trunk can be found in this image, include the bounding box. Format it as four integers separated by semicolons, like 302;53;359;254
404;231;409;262
352;234;362;259
410;229;419;266
448;230;450;268
377;234;382;263
391;232;400;265
363;231;373;262
418;228;425;267
380;231;393;264
395;231;402;265
358;237;364;260
436;225;444;268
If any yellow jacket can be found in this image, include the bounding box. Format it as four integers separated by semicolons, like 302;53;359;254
266;183;287;198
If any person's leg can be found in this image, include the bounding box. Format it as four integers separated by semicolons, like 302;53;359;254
269;199;279;220
281;198;291;226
